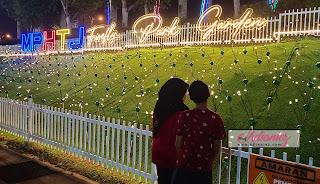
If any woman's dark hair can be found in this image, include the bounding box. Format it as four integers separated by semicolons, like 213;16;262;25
189;80;209;103
153;78;189;138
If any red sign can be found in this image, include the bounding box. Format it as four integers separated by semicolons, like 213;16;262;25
249;154;320;184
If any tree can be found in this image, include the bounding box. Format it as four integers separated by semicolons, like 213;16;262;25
60;0;71;28
241;0;320;17
69;0;106;26
121;0;139;27
178;0;187;19
120;0;171;28
0;0;61;30
233;0;240;17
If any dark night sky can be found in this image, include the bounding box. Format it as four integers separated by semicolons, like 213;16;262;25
0;6;17;37
0;0;264;38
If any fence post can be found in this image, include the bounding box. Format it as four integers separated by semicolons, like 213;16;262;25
28;98;33;143
216;140;222;184
186;22;190;44
277;13;283;43
151;163;157;184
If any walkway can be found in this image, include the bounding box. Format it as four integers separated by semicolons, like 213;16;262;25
0;146;97;184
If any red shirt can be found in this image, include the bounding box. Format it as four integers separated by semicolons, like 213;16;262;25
152;111;182;168
176;109;226;172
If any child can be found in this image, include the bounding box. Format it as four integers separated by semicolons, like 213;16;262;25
172;80;226;184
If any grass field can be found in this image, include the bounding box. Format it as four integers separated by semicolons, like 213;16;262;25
1;37;320;174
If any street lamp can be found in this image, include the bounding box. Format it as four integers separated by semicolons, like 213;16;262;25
98;16;104;21
5;34;11;39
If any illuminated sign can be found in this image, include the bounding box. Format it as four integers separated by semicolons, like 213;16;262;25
21;27;85;52
86;23;121;46
197;5;267;40
20;5;268;53
133;14;180;43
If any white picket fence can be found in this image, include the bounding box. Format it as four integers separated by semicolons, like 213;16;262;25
0;97;155;183
1;7;320;56
0;97;318;184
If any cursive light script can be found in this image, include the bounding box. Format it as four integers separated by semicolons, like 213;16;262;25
133;14;180;43
87;23;121;46
197;5;267;40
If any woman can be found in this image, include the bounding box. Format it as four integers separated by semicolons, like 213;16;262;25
152;78;189;184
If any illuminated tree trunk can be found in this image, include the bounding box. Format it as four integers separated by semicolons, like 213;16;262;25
121;0;138;27
233;0;240;18
178;0;187;19
17;21;21;39
110;5;118;24
121;0;129;27
144;0;149;14
60;0;71;28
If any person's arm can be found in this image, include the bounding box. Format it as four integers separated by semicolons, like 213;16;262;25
175;135;183;152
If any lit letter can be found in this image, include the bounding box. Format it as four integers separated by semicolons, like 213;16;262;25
43;30;56;51
21;32;43;52
32;32;43;52
69;27;85;50
133;14;163;43
56;29;70;50
21;33;32;52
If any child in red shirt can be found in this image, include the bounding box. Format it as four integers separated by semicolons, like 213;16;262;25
172;80;226;184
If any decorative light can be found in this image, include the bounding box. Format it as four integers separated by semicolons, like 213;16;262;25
56;29;70;50
269;0;279;12
197;5;267;40
87;23;121;46
133;14;180;43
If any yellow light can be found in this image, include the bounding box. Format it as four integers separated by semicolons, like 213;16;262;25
133;14;180;44
197;5;267;40
98;16;104;21
56;29;70;50
5;34;11;38
87;23;122;46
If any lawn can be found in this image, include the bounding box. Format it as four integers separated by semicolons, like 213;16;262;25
0;36;320;174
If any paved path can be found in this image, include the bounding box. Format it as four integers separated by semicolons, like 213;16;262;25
0;146;97;184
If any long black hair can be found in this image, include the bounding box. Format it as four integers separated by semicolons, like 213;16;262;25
153;78;189;138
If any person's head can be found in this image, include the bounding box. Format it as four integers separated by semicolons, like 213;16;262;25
189;80;210;104
158;78;189;102
153;78;189;138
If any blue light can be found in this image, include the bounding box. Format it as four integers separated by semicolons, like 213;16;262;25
21;33;32;52
32;32;43;52
200;0;205;17
107;0;110;25
200;0;210;23
69;27;85;50
21;32;43;52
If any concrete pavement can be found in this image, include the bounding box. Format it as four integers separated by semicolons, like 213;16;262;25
0;146;98;184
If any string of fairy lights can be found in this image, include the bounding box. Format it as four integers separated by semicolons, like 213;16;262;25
1;36;320;159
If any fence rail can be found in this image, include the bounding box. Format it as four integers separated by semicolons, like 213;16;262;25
1;7;320;56
0;97;319;184
0;97;156;183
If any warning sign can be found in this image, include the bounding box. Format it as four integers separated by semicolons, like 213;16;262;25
249;154;320;184
254;172;269;184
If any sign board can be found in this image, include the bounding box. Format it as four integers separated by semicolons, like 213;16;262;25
20;5;267;53
249;154;320;184
228;130;300;148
